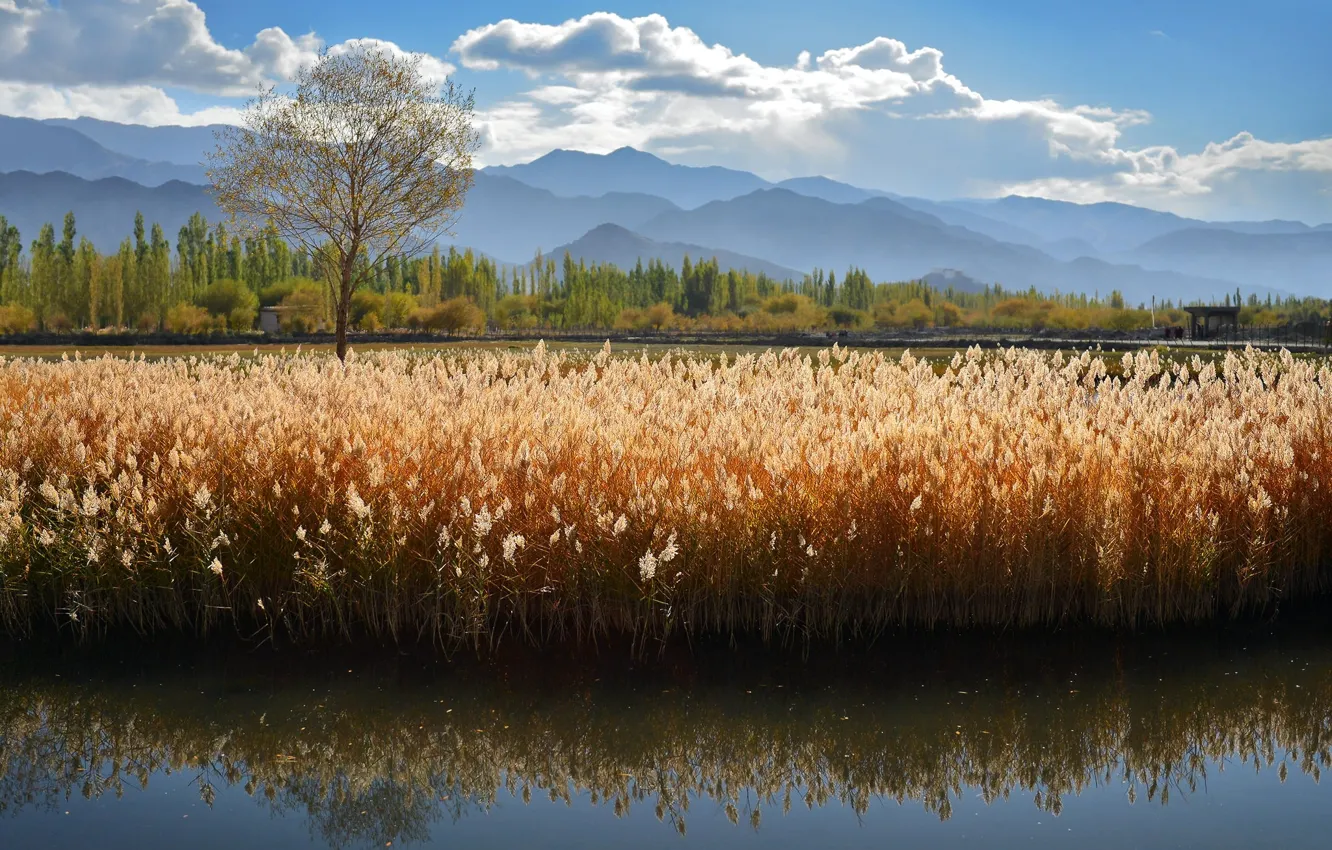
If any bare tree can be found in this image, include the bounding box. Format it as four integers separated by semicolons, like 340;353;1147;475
207;46;479;361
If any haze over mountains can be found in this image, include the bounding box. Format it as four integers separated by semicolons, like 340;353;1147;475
0;116;1327;303
550;224;804;283
0;116;208;186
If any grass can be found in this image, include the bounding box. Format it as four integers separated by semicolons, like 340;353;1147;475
0;343;1329;646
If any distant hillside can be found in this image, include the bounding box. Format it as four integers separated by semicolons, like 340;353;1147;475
0;169;679;262
773;176;889;206
483;147;770;209
43;117;225;167
638;189;1269;303
448;172;681;263
893;196;1050;251
1132;228;1332;292
943;196;1328;255
920;269;987;294
0;116;205;185
549;224;803;281
0;171;216;250
943;196;1195;254
638;189;1039;280
483;148;1332;295
2;122;1325;301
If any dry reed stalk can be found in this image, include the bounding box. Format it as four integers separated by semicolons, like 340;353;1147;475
0;343;1327;644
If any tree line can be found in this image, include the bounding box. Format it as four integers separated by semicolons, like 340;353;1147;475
0;211;1327;336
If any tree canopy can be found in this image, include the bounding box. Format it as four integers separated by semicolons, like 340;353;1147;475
207;45;479;359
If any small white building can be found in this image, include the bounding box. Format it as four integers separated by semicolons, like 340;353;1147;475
259;307;283;334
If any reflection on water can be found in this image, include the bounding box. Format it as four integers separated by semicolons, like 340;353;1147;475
0;629;1330;848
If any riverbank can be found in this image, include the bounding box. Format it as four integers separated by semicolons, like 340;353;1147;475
1;344;1328;645
0;321;1328;356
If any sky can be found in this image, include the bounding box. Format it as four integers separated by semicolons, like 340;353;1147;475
1;0;1329;222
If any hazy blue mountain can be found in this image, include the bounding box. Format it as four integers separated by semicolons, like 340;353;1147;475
484;146;1330;292
920;269;988;294
1208;220;1326;236
4;122;1322;302
892;196;1049;249
1038;237;1104;262
638;189;1272;303
448;172;681;263
44;117;225;167
0;170;217;249
1132;228;1332;293
941;196;1197;254
0;168;680;263
549;223;803;281
639;188;1039;279
483;147;771;209
0;116;206;185
772;176;890;205
940;196;1330;258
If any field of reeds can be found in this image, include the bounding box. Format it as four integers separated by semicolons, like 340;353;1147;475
0;343;1328;644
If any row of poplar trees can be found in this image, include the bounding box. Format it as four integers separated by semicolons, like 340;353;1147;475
0;212;314;329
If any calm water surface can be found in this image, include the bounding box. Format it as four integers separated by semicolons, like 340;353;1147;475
1;627;1330;849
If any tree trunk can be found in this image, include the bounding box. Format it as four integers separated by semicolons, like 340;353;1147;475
335;262;353;362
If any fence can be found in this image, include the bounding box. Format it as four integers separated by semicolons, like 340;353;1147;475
1188;321;1332;351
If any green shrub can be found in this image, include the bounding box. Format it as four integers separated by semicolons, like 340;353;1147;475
0;303;36;334
164;303;213;334
197;280;258;329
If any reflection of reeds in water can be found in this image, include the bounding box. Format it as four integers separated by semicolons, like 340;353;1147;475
0;345;1329;644
0;644;1329;845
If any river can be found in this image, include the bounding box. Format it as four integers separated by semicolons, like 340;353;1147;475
1;625;1329;848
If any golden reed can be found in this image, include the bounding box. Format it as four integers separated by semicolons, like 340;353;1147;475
0;343;1328;643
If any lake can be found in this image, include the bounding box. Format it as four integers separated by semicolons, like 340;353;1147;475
1;626;1330;849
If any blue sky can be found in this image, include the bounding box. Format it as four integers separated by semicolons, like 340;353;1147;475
1;1;1329;221
195;0;1331;153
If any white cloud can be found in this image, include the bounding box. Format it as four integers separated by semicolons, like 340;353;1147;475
327;38;456;89
1;0;266;95
0;81;244;125
451;12;1331;219
454;15;965;109
454;14;981;170
0;4;1326;219
1001;133;1332;216
245;27;324;85
0;1;456;115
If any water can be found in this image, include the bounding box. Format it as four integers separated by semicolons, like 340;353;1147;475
1;627;1330;849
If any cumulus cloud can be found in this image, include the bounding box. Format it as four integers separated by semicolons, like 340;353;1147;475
0;1;455;100
0;80;244;126
454;14;964;107
2;0;265;95
0;3;1326;218
453;13;983;169
452;12;1331;218
1002;133;1332;210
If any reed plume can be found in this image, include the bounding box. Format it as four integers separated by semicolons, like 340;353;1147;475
0;344;1327;644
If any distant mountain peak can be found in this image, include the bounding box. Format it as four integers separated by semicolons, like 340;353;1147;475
582;222;642;239
482;144;771;210
606;146;660;160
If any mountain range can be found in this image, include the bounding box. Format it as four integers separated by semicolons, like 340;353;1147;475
0;116;208;186
0;116;1328;303
0;170;212;248
549;224;803;282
